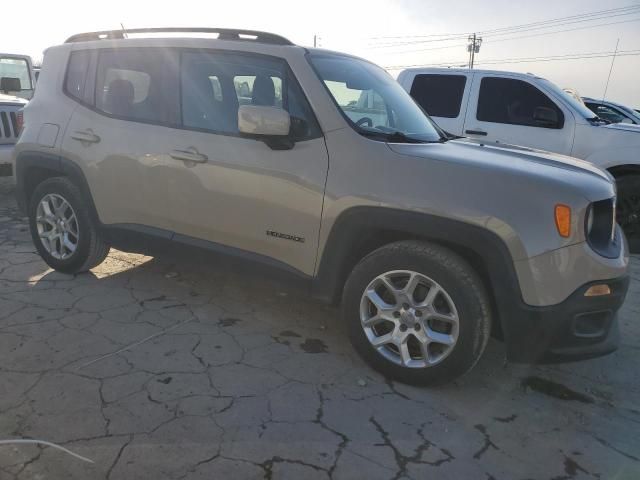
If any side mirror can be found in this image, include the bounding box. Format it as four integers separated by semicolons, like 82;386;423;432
0;77;21;93
238;105;290;136
533;106;559;128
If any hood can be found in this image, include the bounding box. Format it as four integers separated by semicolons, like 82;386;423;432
0;92;27;105
388;138;611;182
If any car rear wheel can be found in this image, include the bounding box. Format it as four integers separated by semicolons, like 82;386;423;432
29;177;110;274
343;240;492;386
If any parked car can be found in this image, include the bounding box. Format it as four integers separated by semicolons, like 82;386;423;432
0;53;36;100
582;97;640;125
0;54;36;176
0;93;26;176
14;28;628;385
398;68;640;250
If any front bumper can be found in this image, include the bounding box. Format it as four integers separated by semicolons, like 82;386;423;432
504;276;629;363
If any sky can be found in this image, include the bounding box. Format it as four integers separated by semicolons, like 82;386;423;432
2;0;639;106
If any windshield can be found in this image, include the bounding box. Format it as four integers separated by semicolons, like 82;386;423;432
0;57;32;91
540;78;597;120
308;53;444;142
616;104;640;122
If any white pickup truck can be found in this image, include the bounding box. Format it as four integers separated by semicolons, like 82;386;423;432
0;54;34;176
398;68;640;250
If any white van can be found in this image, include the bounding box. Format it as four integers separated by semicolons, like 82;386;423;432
398;68;640;249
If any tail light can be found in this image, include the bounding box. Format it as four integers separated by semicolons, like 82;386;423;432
16;111;24;135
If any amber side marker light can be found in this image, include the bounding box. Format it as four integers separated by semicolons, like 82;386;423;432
554;204;571;238
584;284;612;297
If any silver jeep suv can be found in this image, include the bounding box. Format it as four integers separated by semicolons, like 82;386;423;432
13;28;629;385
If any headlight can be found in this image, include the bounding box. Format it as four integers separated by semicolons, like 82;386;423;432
585;197;619;258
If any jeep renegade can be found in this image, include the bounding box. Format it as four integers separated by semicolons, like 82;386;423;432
13;28;629;385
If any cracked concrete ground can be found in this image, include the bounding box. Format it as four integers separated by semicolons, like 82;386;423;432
0;177;638;480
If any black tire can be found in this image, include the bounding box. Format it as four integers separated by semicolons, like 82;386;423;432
28;177;110;274
616;175;640;254
343;240;492;386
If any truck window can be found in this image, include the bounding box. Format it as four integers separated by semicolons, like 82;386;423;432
477;77;564;129
410;74;466;118
0;57;32;91
584;103;626;124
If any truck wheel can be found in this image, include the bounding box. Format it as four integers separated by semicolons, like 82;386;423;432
28;177;110;274
343;240;492;386
616;175;640;253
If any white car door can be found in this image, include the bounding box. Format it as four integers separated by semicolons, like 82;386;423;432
463;73;574;155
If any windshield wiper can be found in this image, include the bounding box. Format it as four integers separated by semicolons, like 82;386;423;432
357;129;429;144
587;116;612;125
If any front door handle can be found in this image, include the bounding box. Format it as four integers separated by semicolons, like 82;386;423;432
170;147;208;163
71;129;101;143
465;129;488;136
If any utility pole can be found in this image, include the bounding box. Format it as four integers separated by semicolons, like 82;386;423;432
602;38;619;101
467;33;483;69
313;35;317;48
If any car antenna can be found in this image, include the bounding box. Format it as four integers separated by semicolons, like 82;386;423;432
120;23;128;39
602;38;619;102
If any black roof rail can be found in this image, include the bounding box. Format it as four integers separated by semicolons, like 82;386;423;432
64;28;294;46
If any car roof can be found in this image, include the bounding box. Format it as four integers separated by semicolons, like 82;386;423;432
398;67;544;79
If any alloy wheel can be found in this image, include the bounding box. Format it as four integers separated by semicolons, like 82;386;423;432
359;270;460;368
35;193;79;260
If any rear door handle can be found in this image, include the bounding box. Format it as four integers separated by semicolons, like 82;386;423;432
170;147;208;163
465;129;487;136
71;129;101;143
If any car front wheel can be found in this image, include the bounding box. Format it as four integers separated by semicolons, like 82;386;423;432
343;240;492;386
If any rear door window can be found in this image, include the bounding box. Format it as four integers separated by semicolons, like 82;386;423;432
95;48;179;125
410;74;467;118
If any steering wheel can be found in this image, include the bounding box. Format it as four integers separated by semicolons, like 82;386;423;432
356;117;373;128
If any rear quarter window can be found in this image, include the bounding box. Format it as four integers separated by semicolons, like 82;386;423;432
64;51;91;101
410;74;467;118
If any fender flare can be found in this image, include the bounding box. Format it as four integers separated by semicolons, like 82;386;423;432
14;151;99;221
311;206;524;341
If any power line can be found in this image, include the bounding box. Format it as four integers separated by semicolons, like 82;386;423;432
367;4;640;41
478;5;640;35
481;9;640;38
384;49;640;70
482;17;640;45
372;17;640;55
367;6;640;48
